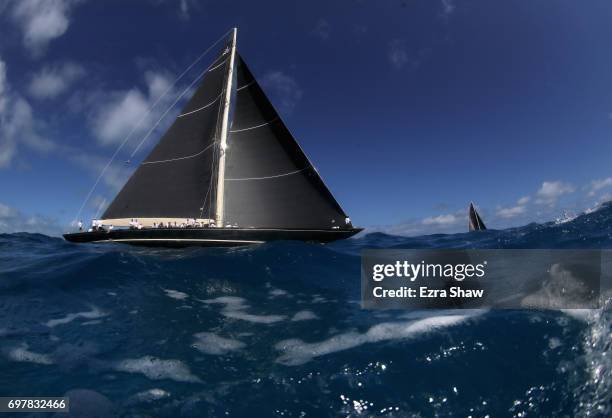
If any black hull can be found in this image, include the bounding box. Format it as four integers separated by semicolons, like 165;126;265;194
63;227;362;247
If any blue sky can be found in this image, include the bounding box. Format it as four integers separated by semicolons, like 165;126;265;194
0;0;611;236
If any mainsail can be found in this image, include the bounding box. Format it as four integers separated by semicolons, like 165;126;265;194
222;54;350;229
468;202;486;231
100;30;351;231
102;40;232;221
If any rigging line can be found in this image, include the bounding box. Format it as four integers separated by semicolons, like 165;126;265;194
236;80;254;91
198;73;224;219
229;117;279;133
71;28;232;225
199;172;213;217
93;198;107;220
177;93;223;117
208;52;228;66
225;166;310;181
208;59;228;72
199;141;217;218
128;56;228;159
141;143;215;165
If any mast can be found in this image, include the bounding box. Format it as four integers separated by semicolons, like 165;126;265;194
215;27;237;227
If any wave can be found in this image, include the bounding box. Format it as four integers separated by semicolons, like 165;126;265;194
0;202;610;416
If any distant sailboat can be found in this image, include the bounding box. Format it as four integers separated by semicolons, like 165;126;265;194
64;28;361;247
468;202;486;231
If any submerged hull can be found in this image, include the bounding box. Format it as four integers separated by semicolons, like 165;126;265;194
63;227;362;247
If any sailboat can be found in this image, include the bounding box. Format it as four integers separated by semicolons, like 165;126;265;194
468;202;486;231
64;29;361;247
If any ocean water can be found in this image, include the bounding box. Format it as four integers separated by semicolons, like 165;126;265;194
1;204;611;417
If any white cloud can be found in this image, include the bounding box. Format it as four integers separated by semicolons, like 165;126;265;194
422;213;459;226
261;71;303;113
440;0;455;17
517;196;530;205
495;195;533;219
92;90;150;146
375;209;467;237
177;0;201;20
496;205;526;219
28;62;85;100
89;71;176;146
312;18;331;40
536;181;575;205
0;134;16;167
598;191;612;205
9;0;84;56
0;202;61;235
0;60;14;166
377;178;611;237
6;97;55;154
0;203;13;218
89;195;108;217
388;39;409;69
0;59;7;113
154;0;198;20
0;56;56;168
387;40;430;70
587;177;612;197
69;153;133;192
179;0;190;18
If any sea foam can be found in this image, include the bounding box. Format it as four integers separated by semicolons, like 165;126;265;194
275;314;477;365
113;356;201;383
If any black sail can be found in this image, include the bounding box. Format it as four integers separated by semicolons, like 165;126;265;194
468;203;487;231
102;44;231;220
223;54;350;229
